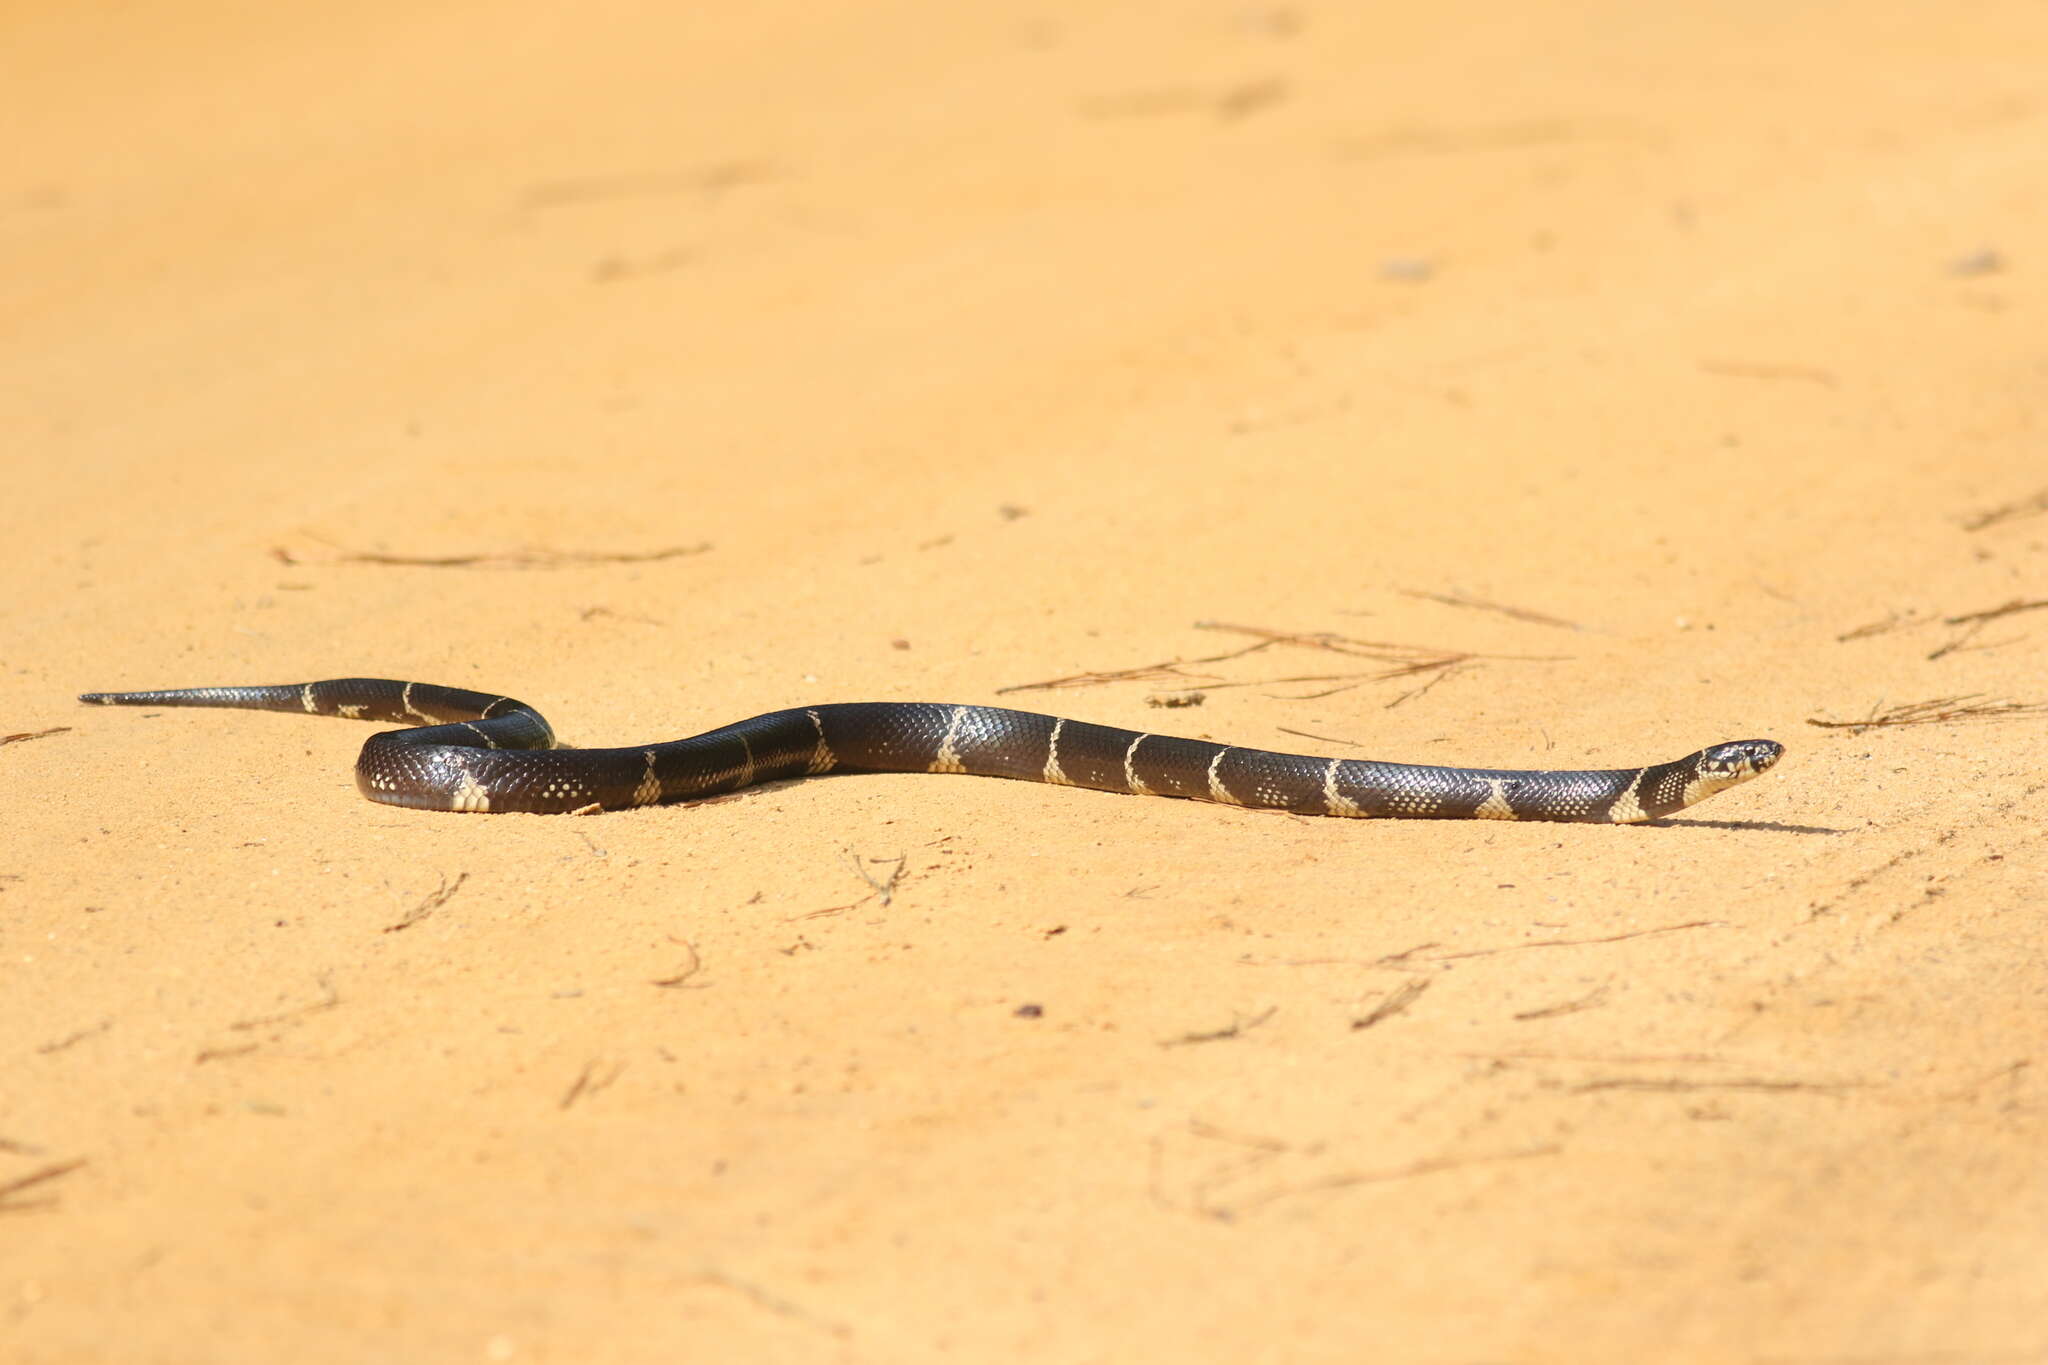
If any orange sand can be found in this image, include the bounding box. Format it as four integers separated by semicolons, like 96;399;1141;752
6;2;2045;1360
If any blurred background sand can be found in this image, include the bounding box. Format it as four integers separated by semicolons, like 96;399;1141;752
5;2;2045;1360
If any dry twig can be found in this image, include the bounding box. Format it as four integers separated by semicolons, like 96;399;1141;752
1392;921;1720;963
524;161;776;209
559;1059;624;1110
1944;598;2048;627
1962;488;2048;532
652;938;707;989
229;975;340;1031
848;851;905;907
1273;726;1359;749
1805;696;2048;733
1398;588;1581;630
1835;609;1928;643
1351;978;1431;1031
384;872;468;933
1921;598;2048;660
1162;1006;1278;1048
1513;984;1611;1021
0;1159;87;1214
1;727;70;746
995;634;1279;694
280;539;711;570
1571;1076;1864;1095
36;1020;111;1055
1217;1144;1561;1219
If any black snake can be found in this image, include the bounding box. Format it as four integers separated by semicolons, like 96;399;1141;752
80;677;1782;823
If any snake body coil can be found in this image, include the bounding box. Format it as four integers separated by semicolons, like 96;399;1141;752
80;678;1782;823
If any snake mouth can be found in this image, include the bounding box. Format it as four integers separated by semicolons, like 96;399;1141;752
1701;739;1783;777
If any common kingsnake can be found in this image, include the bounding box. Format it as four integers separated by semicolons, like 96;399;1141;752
80;678;1782;823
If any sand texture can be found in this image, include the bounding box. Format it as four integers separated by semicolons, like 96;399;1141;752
6;2;2046;1361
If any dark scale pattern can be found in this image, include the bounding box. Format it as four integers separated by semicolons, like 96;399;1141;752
817;703;957;773
937;703;1048;777
1130;735;1229;800
1644;761;1694;813
937;706;1056;783
652;733;750;799
669;720;797;802
1214;748;1327;810
1046;719;1145;792
78;681;1783;822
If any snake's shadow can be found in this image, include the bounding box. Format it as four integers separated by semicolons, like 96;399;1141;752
699;780;1846;835
1649;817;1846;835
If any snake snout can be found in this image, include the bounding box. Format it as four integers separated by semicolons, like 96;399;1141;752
1703;739;1783;776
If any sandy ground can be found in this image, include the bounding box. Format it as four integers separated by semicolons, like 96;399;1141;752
6;2;2046;1361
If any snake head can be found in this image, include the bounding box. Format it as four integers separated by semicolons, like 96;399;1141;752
1697;739;1783;781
